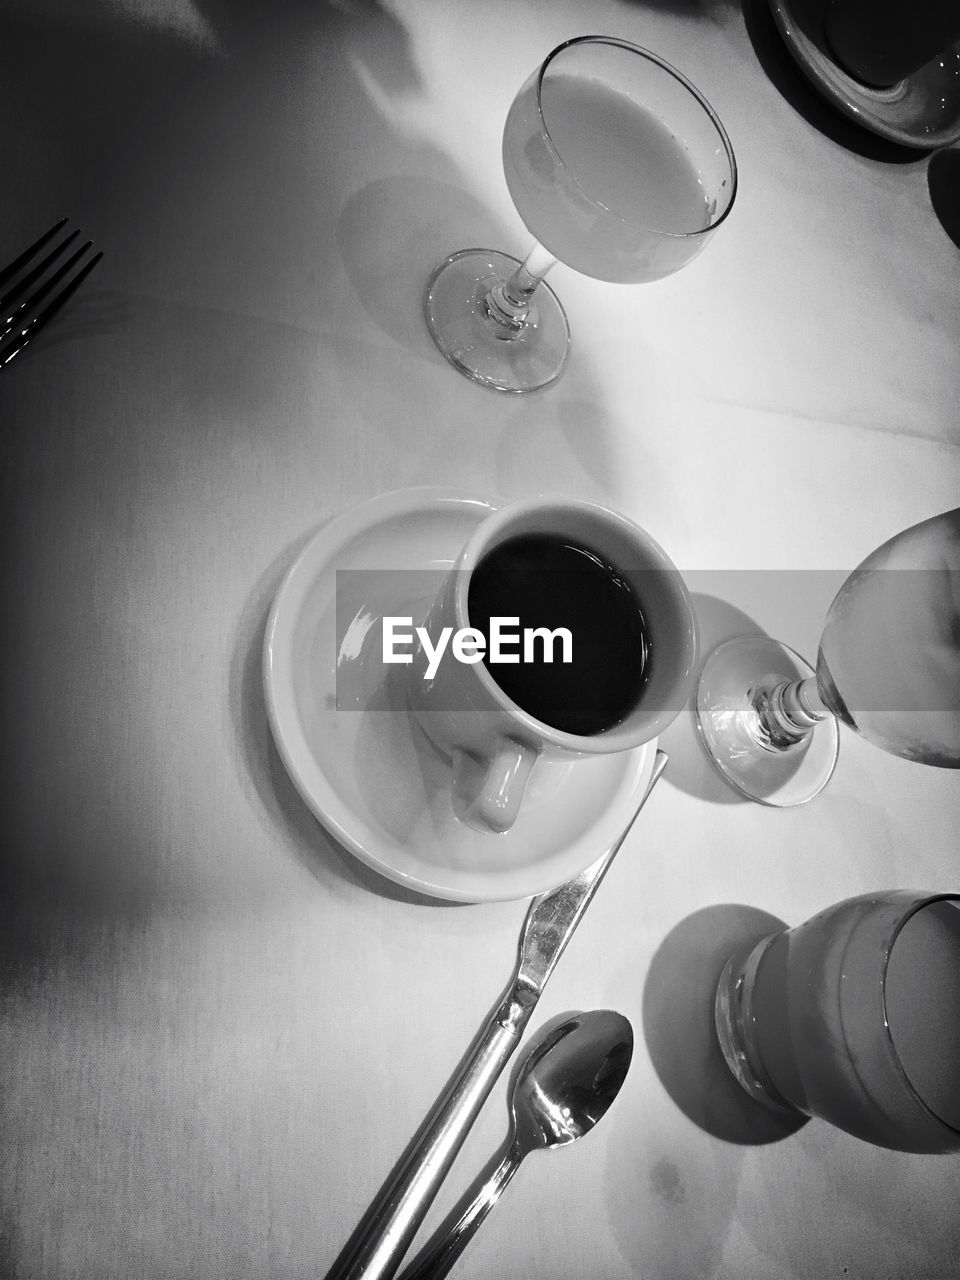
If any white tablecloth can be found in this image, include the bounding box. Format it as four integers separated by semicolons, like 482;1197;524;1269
1;2;958;1277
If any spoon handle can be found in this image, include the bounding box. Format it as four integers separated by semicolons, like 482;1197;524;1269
398;1150;522;1280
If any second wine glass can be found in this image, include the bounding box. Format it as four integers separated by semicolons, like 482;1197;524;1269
424;36;738;393
696;507;960;806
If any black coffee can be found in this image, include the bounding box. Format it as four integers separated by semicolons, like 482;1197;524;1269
467;533;651;735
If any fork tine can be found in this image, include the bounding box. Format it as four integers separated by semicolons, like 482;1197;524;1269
1;238;93;325
0;218;68;291
0;238;93;346
0;248;103;369
0;229;81;313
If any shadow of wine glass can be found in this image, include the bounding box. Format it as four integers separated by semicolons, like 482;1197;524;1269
337;175;510;356
642;902;809;1144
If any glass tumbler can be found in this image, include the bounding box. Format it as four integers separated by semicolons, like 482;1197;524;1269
715;891;960;1152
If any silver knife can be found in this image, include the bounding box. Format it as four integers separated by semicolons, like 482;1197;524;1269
325;748;668;1280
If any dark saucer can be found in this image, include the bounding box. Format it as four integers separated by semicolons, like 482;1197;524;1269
769;0;960;147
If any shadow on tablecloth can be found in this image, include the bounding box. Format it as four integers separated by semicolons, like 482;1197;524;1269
641;901;807;1144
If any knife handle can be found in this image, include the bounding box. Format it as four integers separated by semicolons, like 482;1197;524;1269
324;981;537;1280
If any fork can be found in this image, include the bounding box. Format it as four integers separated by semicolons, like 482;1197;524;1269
0;219;103;368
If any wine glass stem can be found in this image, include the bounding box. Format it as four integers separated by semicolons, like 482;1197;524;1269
752;674;831;749
484;241;558;334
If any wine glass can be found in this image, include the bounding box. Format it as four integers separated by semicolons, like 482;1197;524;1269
696;507;960;806
424;36;738;394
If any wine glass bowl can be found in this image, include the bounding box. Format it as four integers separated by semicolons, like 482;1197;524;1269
696;508;960;806
816;510;960;765
424;36;738;393
502;37;737;284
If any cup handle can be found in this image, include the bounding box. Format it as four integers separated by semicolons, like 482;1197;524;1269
453;738;538;834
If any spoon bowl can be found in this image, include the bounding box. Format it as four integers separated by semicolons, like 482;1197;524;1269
512;1010;635;1152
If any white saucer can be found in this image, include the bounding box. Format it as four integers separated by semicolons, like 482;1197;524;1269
263;488;657;903
770;0;960;148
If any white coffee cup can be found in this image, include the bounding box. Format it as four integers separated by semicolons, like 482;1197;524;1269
405;496;697;833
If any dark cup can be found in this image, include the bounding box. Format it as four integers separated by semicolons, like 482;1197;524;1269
824;0;960;87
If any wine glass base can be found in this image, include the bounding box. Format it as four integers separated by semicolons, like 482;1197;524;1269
424;249;570;393
695;636;840;807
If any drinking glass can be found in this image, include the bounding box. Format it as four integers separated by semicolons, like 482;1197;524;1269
696;507;960;806
714;891;960;1152
424;36;738;393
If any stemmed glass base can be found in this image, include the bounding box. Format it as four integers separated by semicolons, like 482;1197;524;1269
424;249;570;393
695;636;840;807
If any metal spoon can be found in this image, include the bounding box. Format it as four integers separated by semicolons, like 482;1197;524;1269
398;1009;634;1279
